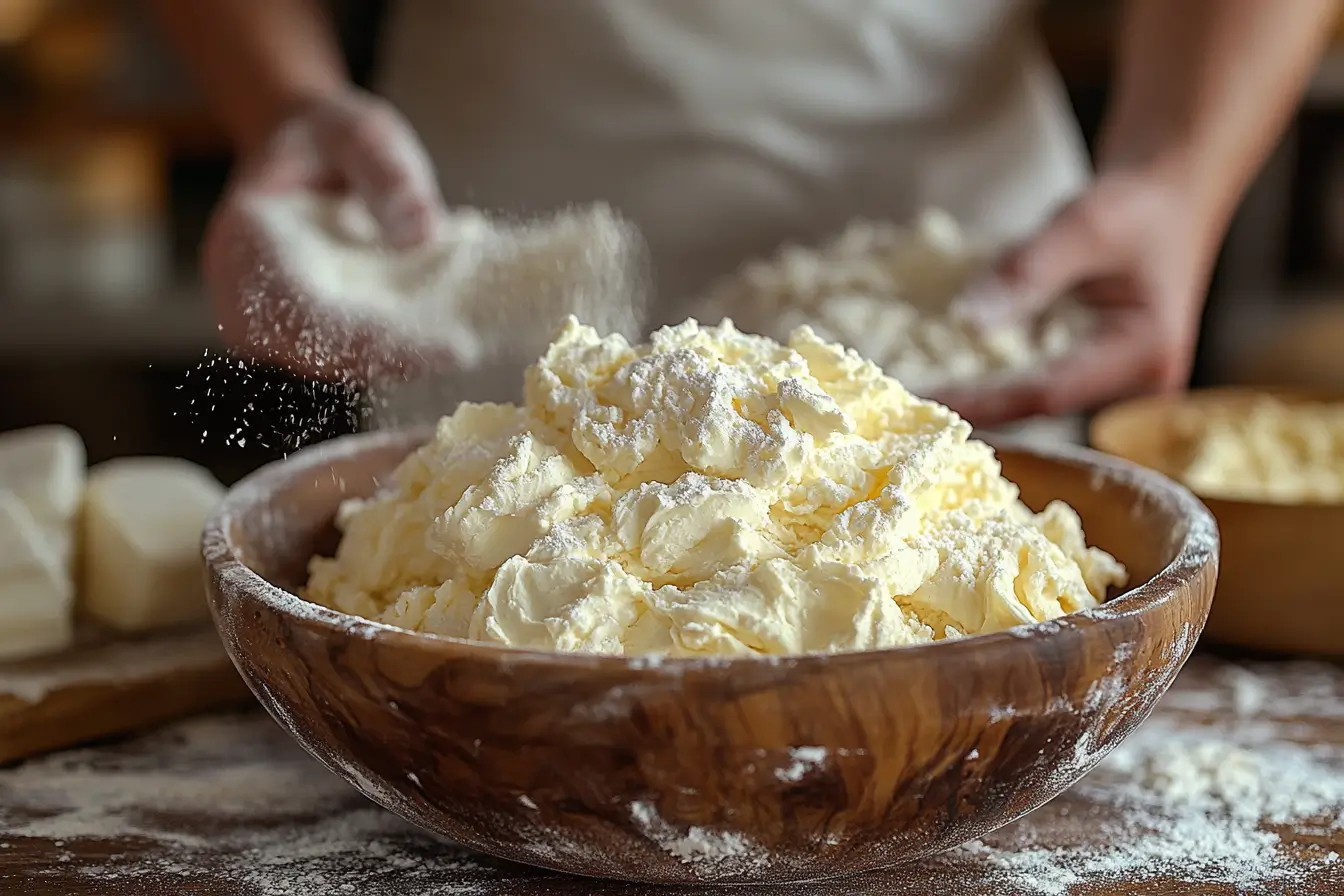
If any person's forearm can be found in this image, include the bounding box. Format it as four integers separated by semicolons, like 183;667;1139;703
1101;0;1340;230
145;0;348;154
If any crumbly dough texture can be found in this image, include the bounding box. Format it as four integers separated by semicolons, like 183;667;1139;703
688;209;1093;395
1181;397;1344;504
305;318;1125;656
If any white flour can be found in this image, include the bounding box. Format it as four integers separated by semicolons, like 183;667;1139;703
251;194;496;365
1126;740;1265;811
246;193;650;422
627;800;767;872
0;712;500;896
933;657;1344;894
2;656;1341;894
688;209;1095;396
775;746;829;783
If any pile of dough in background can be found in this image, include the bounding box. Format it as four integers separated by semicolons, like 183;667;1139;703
305;317;1125;657
689;209;1094;396
0;426;224;661
1179;396;1344;503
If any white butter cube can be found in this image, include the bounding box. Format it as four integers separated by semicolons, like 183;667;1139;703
0;425;86;526
0;490;75;660
0;425;85;580
48;525;77;580
82;457;226;632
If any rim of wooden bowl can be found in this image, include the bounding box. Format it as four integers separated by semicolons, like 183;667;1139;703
202;427;1218;672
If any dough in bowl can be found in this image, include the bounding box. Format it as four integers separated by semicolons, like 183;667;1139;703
686;209;1094;396
1180;396;1344;503
304;318;1125;657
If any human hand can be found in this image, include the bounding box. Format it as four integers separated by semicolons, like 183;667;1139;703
203;88;451;382
937;171;1223;426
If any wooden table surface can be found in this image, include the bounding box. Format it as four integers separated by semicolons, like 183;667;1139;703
2;650;1343;896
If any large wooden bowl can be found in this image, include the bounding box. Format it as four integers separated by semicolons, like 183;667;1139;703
1092;387;1344;657
202;429;1216;885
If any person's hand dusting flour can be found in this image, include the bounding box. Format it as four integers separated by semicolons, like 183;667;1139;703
203;89;448;379
202;89;648;402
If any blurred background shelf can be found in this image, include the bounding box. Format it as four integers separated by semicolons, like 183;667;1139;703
0;107;226;155
0;288;216;361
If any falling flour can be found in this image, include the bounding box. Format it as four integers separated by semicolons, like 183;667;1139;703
245;193;651;422
250;193;646;365
2;656;1343;894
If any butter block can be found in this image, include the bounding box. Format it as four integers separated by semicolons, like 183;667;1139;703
82;457;226;632
0;425;86;580
0;425;86;526
0;490;75;661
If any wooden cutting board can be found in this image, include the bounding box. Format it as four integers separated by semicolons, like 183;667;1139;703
0;626;253;764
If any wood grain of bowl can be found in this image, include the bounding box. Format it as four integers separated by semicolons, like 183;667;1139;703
1092;387;1344;658
202;428;1217;885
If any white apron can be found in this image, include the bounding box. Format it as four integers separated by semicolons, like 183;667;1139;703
378;0;1089;321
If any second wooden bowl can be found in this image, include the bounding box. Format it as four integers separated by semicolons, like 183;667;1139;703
1092;387;1344;657
203;429;1216;885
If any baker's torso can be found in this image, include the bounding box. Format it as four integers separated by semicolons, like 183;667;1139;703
378;0;1088;317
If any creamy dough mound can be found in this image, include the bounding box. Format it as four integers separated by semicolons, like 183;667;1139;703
1181;397;1344;503
305;318;1126;656
689;209;1094;395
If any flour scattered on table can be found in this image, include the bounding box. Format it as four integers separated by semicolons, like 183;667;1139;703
938;657;1344;894
0;712;504;895
1125;740;1264;811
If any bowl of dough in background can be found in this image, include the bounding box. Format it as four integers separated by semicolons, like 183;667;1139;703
685;209;1096;451
1092;387;1344;657
202;427;1215;885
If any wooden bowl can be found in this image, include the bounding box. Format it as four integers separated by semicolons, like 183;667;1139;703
202;429;1216;885
1092;387;1344;657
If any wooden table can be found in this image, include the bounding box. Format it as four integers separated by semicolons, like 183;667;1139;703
2;651;1342;895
